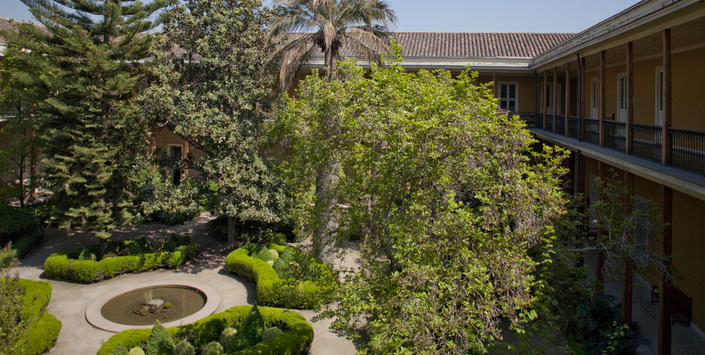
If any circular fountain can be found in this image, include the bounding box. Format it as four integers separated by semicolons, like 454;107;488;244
86;281;220;332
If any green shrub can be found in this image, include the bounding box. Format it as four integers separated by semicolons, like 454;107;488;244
145;320;175;355
219;327;237;347
239;305;264;346
0;205;44;260
110;343;129;355
205;215;298;243
173;340;195;355
129;348;146;355
262;327;284;341
225;243;336;309
97;306;314;355
43;238;199;283
201;341;223;355
16;279;62;355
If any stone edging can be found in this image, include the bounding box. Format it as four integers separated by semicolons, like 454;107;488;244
85;280;220;333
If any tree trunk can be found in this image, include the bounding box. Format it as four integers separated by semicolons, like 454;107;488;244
98;237;108;261
313;156;339;260
228;216;236;245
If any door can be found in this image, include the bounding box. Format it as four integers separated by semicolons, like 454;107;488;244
617;74;627;122
169;144;183;185
655;67;664;126
590;78;599;119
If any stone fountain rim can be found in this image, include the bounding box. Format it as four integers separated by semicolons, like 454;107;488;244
85;280;220;333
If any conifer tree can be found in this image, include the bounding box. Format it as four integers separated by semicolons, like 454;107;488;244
15;0;169;257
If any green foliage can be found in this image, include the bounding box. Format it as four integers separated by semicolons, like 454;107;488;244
145;320;175;355
219;327;237;346
15;279;62;355
138;172;202;226
277;58;568;353
12;0;168;245
0;247;27;355
173;340;195;355
140;0;290;243
97;306;314;355
205;215;297;244
44;238;199;283
239;305;265;347
0;205;43;259
225;243;336;308
78;248;93;261
262;327;284;342
110;343;129;355
201;341;223;355
129;348;146;355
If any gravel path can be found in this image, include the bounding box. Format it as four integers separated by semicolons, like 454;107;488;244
10;213;356;355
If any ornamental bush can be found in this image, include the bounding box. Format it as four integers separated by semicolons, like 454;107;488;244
97;305;314;355
17;279;62;355
0;205;43;260
43;237;199;283
225;243;336;309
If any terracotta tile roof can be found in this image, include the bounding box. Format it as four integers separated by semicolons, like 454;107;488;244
378;32;575;58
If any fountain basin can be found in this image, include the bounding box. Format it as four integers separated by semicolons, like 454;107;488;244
86;281;220;333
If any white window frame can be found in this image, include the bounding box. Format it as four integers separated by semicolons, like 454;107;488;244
498;81;519;113
655;66;664;126
617;73;627;122
590;78;599;119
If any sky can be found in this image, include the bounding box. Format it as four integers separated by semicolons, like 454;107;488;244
2;0;640;34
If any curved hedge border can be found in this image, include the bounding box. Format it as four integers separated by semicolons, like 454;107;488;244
43;239;199;283
225;243;335;309
97;305;313;355
18;279;62;355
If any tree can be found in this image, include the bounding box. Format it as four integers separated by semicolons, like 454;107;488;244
267;0;397;90
267;0;396;256
140;0;289;243
277;55;569;353
0;25;46;208
14;0;169;257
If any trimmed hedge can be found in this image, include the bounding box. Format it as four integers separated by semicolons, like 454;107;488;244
17;279;62;355
225;243;335;309
97;305;314;355
43;237;199;283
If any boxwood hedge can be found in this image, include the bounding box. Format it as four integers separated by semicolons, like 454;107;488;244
17;279;62;355
43;237;199;283
225;243;335;309
97;305;314;355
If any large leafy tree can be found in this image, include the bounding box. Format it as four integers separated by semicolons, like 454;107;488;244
267;0;396;256
14;0;168;256
140;0;289;243
277;56;568;353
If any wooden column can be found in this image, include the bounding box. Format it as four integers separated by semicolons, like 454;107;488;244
553;67;558;133
493;74;497;98
565;62;571;137
662;29;672;165
543;71;548;130
579;56;585;141
627;42;634;155
658;186;673;355
622;172;635;326
183;140;190;177
600;50;606;146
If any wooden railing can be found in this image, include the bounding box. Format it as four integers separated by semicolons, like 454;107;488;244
530;116;705;176
671;128;705;175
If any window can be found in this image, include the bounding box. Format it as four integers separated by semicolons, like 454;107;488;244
617;74;627;122
499;82;518;112
655;67;664;126
590;78;599;119
543;82;561;114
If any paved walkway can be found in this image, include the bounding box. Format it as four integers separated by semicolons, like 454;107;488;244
10;213;356;355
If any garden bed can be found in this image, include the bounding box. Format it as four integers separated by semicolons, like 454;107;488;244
43;236;199;283
97;305;313;355
17;279;62;355
225;243;336;309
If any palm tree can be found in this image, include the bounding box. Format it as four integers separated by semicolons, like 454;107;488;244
267;0;397;90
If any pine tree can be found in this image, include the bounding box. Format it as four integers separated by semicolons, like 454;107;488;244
15;0;169;257
140;0;289;244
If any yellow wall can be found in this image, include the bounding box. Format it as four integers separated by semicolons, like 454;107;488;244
672;46;705;131
672;190;705;329
478;74;536;115
152;128;205;178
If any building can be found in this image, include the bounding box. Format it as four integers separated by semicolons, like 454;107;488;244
2;0;704;352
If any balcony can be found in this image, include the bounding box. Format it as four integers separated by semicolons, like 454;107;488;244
531;114;705;177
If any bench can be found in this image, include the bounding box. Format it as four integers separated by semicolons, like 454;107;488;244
651;285;692;325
